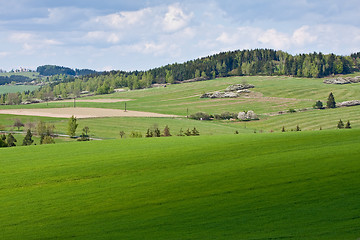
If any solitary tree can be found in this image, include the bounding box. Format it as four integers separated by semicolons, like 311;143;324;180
281;126;286;132
119;131;126;138
22;129;34;146
296;125;301;131
67;115;78;137
82;126;90;136
327;92;336;108
337;119;344;129
13;119;24;131
78;127;90;141
345;120;351;129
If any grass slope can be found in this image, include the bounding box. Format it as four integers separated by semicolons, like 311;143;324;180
1;75;360;138
1;130;360;239
0;85;40;95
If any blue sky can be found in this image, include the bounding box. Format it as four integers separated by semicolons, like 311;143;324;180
0;0;359;71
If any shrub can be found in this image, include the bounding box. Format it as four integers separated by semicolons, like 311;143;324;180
214;112;238;120
130;131;142;138
288;108;296;113
313;100;323;109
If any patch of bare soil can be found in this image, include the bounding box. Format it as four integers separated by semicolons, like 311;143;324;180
59;99;132;103
0;107;179;119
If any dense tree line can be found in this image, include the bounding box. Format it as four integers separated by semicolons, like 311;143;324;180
0;75;33;85
71;49;360;92
37;65;98;76
2;49;360;103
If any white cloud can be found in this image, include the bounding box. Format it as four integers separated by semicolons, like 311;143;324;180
292;25;317;46
163;4;193;32
93;8;152;29
8;32;62;54
0;51;9;57
258;29;291;50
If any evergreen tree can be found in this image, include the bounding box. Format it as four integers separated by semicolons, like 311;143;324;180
296;125;301;131
6;133;17;147
22;129;34;146
337;119;344;129
154;128;161;137
313;100;323;109
145;129;153;137
177;128;185;136
0;136;7;147
345;120;351;129
327;92;336;108
191;127;200;136
184;128;192;136
163;125;171;137
281;126;285;132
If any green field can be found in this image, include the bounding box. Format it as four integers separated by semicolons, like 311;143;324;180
1;130;360;239
0;85;40;95
1;75;360;138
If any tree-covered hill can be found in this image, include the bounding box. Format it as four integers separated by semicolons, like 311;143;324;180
36;65;98;76
2;49;360;103
76;49;360;91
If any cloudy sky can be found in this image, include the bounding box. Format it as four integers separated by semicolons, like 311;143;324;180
0;0;359;71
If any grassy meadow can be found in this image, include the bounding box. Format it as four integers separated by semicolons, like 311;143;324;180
1;129;360;239
0;85;40;95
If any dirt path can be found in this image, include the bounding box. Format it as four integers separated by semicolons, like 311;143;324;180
0;107;179;119
56;99;132;103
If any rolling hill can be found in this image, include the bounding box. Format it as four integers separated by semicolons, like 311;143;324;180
1;130;360;239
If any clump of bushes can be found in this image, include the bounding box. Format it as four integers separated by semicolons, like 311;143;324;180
189;112;211;120
177;127;199;136
313;100;324;109
214;112;237;120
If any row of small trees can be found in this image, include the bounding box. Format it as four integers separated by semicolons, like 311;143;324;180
338;120;351;129
279;120;352;133
119;126;200;138
0;130;36;147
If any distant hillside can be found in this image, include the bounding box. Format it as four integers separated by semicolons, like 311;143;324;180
36;65;98;76
4;48;360;100
0;75;33;85
73;49;360;91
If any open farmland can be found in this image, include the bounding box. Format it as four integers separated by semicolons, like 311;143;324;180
1;130;360;239
1;75;360;138
0;107;179;118
0;85;40;95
